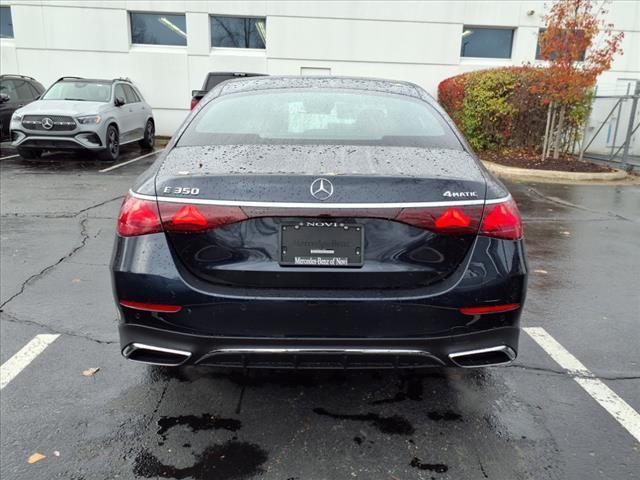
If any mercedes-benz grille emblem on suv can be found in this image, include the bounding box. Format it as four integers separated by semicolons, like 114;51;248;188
310;178;334;200
41;117;54;130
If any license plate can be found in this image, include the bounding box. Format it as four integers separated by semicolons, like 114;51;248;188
280;222;364;267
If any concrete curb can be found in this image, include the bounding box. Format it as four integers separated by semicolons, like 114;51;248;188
481;160;634;184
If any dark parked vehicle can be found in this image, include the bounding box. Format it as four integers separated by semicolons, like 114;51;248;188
0;75;44;141
190;72;266;109
113;76;527;369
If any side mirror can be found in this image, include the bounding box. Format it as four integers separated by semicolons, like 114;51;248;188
0;93;10;104
114;96;125;107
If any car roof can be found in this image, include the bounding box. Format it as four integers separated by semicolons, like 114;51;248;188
0;74;37;81
56;77;131;84
207;72;266;77
217;75;429;101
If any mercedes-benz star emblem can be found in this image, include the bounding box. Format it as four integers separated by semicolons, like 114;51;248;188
41;117;54;130
310;178;334;200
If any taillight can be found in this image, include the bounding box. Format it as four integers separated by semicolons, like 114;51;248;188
479;198;523;240
190;98;199;110
395;205;483;235
395;198;523;240
117;194;162;236
158;202;247;232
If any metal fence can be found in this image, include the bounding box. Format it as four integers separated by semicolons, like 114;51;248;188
579;80;640;171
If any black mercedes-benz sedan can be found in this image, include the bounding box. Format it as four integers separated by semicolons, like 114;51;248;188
111;76;527;369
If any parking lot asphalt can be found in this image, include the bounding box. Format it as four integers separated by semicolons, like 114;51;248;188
1;143;639;480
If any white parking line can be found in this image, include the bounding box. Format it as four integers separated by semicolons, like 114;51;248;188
0;334;60;390
99;149;164;173
525;327;640;443
0;154;19;160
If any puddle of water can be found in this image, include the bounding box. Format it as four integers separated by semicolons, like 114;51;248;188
427;410;463;422
370;375;425;404
410;456;449;473
313;407;415;435
157;414;242;444
134;440;267;480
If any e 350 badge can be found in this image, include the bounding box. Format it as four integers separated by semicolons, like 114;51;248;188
163;186;200;195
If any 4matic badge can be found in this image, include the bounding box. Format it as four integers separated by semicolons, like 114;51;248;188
443;191;478;198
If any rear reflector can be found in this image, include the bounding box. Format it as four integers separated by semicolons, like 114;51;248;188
117;194;162;237
190;98;200;110
119;300;182;313
460;303;520;315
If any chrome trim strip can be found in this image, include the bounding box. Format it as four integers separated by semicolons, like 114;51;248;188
122;342;191;366
130;190;511;209
198;347;445;365
448;345;516;368
208;347;429;355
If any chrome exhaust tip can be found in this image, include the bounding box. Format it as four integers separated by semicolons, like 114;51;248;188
449;345;516;368
122;343;191;366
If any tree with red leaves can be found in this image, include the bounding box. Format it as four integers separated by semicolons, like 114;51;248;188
533;0;624;160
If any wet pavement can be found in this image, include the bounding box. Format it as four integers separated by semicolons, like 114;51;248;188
1;143;639;480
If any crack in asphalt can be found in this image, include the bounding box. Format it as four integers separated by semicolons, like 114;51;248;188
74;195;123;217
477;456;489;479
0;310;117;345
0;195;122;219
525;187;634;222
0;217;91;310
509;364;640;381
146;381;170;429
0;210;119;345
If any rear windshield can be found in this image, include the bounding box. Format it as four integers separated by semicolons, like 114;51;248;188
205;75;240;91
42;81;112;102
178;89;463;149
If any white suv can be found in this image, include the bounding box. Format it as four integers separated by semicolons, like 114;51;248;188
10;77;155;160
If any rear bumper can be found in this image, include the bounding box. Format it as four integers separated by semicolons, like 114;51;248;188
112;231;527;369
119;323;519;369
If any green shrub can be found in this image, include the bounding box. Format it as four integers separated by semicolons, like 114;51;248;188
438;67;550;151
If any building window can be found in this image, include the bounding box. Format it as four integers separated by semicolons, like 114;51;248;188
536;28;586;61
460;26;514;59
0;6;14;39
210;16;266;49
130;12;187;46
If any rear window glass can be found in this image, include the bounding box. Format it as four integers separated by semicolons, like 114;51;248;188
205;75;238;91
178;90;462;149
42;82;111;102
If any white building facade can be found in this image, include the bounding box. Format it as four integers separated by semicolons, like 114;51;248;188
1;0;639;136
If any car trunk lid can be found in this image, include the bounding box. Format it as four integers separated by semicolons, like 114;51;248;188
154;145;487;290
